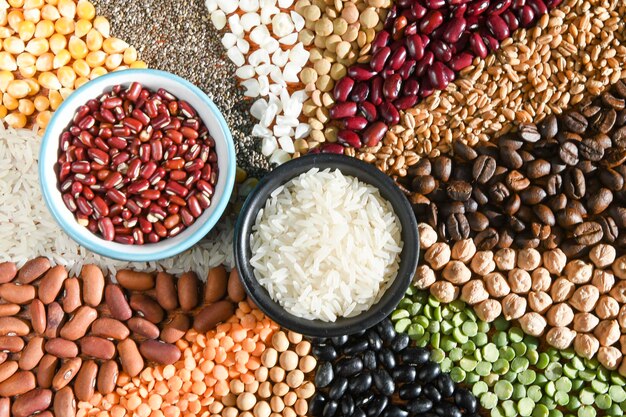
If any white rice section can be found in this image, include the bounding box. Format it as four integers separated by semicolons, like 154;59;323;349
250;168;403;322
0;123;234;279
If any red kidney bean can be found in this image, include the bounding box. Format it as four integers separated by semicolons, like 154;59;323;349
343;117;369;131
359;102;378;122
383;74;403;101
406;34;424;60
370;47;391;72
388;46;407;71
379;102;400;125
362;122;388;147
487;14;510;39
329;102;357;119
337;130;362;148
320;144;345;154
347;67;377;81
349;82;370;103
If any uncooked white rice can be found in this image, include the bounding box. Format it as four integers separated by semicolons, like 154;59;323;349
0;123;234;280
250;168;403;322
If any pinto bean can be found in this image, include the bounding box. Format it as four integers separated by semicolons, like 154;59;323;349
0;361;18;383
0;283;35;304
205;266;228;303
29;299;46;334
80;336;115;360
81;265;105;307
117;338;143;377
36;355;58;388
177;272;200;311
44;302;65;338
61;278;82;313
129;294;164;323
0;262;17;284
193;300;235;333
0;371;35;396
127;317;160;339
0;304;19;317
60;306;97;340
0;317;30;336
155;272;178;310
90;317;129;340
228;268;246;302
161;314;190;344
97;360;118;394
105;284;132;321
45;338;78;358
116;270;154;291
139;340;181;365
0;336;24;353
16;257;50;284
74;360;98;402
11;388;52;417
53;386;76;417
52;357;82;390
19;336;44;370
38;265;68;304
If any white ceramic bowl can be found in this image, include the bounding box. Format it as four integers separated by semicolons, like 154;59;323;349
39;69;236;261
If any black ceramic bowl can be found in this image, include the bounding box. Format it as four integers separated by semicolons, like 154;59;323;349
234;153;419;337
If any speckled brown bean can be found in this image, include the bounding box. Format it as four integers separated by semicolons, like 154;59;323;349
0;371;35;396
161;314;190;344
29;299;46;334
61;278;81;313
90;317;129;340
44;302;65;338
80;265;105;307
155;272;178;310
0;398;8;417
74;360;98;402
228;269;246;302
53;386;76;417
0;262;17;284
60;306;97;340
0;283;36;304
11;388;52;417
205;266;227;303
117;338;143;377
36;355;58;388
129;294;164;323
0;304;19;317
80;336;116;360
0;361;17;383
19;336;44;370
105;284;132;321
45;338;78;358
127;317;160;339
0;317;30;336
116;270;154;290
16;257;50;284
52;357;81;390
193;300;235;333
0;336;24;353
38;266;68;304
139;340;181;365
97;360;118;394
177;272;200;311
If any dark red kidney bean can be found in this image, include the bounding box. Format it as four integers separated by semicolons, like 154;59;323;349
369;77;384;106
487;0;512;14
487;14;510;40
449;52;474;71
347;67;377;81
403;79;420;96
359;102;378;122
349;82;370;103
380;102;400;125
467;0;490;15
383;74;403;101
423;0;446;8
394;95;419;110
370;47;391;72
337;130;362;148
432;40;453;62
388;47;407;71
343;117;369;131
415;51;434;78
520;5;535;26
329;102;357;119
419;10;443;34
320;144;345;154
428;62;449;90
333;77;354;103
529;0;548;15
371;30;390;55
362;122;389;147
405;34;424;60
411;2;427;19
469;33;488;58
483;34;500;52
398;59;416;80
502;10;519;31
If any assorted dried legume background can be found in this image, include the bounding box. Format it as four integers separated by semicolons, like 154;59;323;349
0;0;626;416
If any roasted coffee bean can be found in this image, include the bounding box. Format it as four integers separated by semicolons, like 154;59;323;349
411;175;436;194
561;111;588;133
519;186;546;205
409;159;431;176
564;168;586;199
556;208;583;228
518;123;542;142
466;212;489;232
525;159;551;179
594;108;616;133
599;168;624;191
587;188;614;214
432;156;452;182
604;148;626;168
538;115;558;139
579;139;604;161
446;213;470;241
472;155;496;183
572;221;604;245
559;141;580;165
500;146;523;169
452;141;477;160
533;204;555;225
488;182;510;203
474;228;499;250
446;181;472;201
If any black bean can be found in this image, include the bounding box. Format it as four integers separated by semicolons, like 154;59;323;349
399;383;422;400
376;319;396;342
454;389;477;413
382;406;409;417
433;403;462;417
367;330;383;351
323;400;339;417
350;408;366;417
406;398;433;414
349;371;372;395
316;362;335;388
423;385;442;402
313;345;338;361
436;374;455;397
373;369;395;396
337;357;364;377
344;339;369;355
341;395;355;416
329;377;349;400
377;348;396;370
391;364;416;383
310;393;328;417
356;394;375;408
400;347;429;365
417;362;441;383
363;350;377;370
365;396;388;417
390;333;410;352
332;335;349;347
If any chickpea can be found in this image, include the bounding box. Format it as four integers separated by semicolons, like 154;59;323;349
598;346;622;371
574;334;600;359
424;242;451;270
542;248;566;275
494;248;516;271
570;285;600;313
474;299;502;323
594;320;620;346
518;312;547;336
418;223;437;249
550;277;575;302
517;248;541;271
596;295;619;319
593;269;615;294
613;255;626;280
442;261;472;285
611;281;626;303
470;251;496;276
508;268;532;294
618;305;626;330
451;239;476;263
565;260;593;284
573;313;600;333
413;265;436;289
429;281;458;303
528;291;552;314
502;293;526;320
589;244;616;269
461;280;489;305
546;303;574;327
546;326;576;349
531;268;552;292
484;272;510;298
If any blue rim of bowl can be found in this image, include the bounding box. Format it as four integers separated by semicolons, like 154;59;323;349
39;69;236;262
